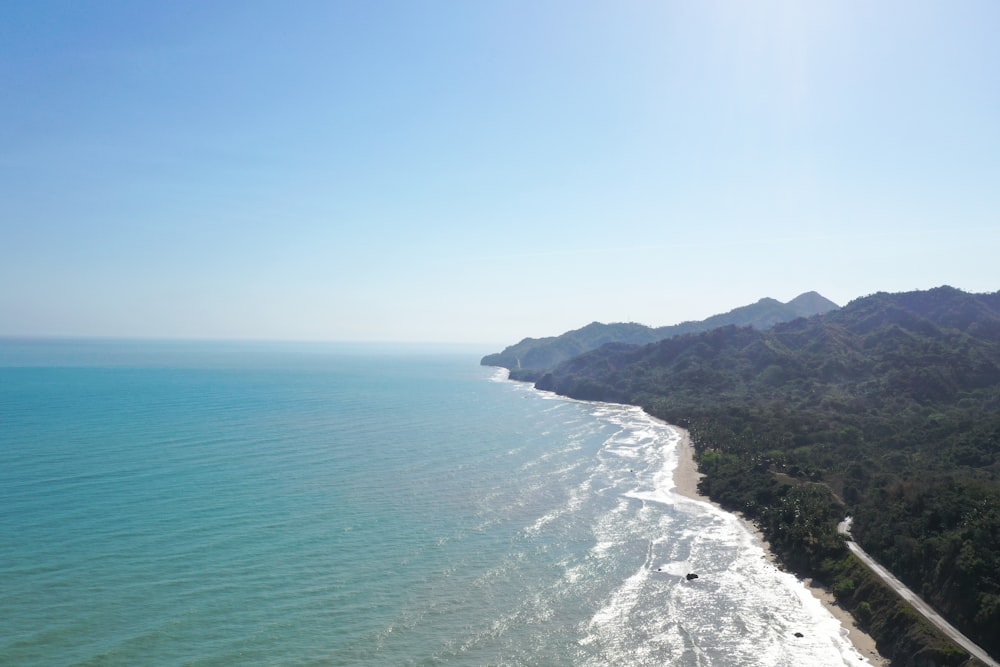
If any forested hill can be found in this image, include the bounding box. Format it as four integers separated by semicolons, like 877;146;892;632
533;285;1000;665
480;291;838;376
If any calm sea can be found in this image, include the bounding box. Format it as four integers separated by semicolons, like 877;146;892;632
0;339;870;666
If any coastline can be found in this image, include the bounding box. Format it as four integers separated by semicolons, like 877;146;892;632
670;424;889;666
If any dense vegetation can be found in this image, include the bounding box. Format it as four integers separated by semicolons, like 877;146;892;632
525;286;1000;666
481;291;838;374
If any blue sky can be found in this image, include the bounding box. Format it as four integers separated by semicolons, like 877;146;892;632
2;1;998;345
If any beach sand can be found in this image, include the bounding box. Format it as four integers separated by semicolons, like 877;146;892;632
671;424;889;666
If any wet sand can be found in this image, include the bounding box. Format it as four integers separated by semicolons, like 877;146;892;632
670;424;889;666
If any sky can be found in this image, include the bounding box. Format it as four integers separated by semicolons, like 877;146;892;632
2;1;998;346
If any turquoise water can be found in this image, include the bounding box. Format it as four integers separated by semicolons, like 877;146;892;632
0;340;870;666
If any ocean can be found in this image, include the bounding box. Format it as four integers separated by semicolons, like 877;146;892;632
0;339;871;666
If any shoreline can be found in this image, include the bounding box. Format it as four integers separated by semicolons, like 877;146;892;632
670;423;889;666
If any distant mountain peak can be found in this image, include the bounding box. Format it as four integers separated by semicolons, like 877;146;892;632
787;291;840;317
481;291;840;374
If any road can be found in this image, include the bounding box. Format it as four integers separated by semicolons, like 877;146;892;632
837;518;999;667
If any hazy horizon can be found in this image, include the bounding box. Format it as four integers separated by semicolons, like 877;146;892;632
3;2;998;344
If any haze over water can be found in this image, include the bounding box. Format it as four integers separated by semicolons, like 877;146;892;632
1;339;870;665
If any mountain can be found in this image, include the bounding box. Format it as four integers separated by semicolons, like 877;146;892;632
530;286;1000;664
481;291;839;377
534;286;1000;405
787;290;842;318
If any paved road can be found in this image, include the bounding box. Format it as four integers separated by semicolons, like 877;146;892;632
837;518;999;667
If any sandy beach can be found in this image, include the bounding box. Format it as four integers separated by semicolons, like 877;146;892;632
671;424;889;666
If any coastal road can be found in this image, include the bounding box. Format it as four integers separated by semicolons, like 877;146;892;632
837;518;999;667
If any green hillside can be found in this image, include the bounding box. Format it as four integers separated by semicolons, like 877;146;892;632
530;286;1000;666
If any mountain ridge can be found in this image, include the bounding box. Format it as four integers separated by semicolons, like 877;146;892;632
481;291;839;376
